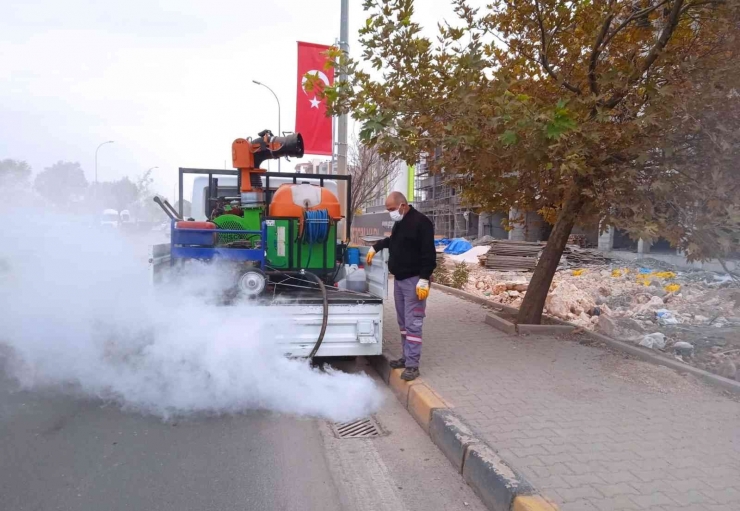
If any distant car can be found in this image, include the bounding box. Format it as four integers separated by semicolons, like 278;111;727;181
101;209;119;228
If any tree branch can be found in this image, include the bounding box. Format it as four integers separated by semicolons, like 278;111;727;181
602;0;687;109
589;12;615;96
681;0;726;14
718;258;740;283
533;0;582;95
601;0;673;50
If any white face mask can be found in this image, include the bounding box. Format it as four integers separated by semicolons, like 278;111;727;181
389;208;404;222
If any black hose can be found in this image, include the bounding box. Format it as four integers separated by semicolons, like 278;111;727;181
305;271;328;359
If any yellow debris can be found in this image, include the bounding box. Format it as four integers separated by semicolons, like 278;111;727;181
652;271;677;280
665;283;681;293
572;269;585;277
611;269;622;277
636;274;651;286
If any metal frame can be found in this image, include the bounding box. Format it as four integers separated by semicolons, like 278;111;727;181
169;219;267;269
177;168;353;235
177;168;238;218
172;168;352;276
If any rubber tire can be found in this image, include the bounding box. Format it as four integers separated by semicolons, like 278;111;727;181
237;269;267;297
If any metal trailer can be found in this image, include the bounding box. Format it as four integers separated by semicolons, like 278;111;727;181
150;169;389;358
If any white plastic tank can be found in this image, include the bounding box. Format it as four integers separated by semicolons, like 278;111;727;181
346;266;368;293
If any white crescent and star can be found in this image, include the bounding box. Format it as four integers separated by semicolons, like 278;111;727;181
302;70;330;109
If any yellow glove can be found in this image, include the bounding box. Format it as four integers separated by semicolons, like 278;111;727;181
366;248;376;266
416;279;430;300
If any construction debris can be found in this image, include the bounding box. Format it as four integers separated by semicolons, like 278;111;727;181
562;246;611;266
567;234;588;247
448;245;490;264
459;253;740;381
483;240;544;271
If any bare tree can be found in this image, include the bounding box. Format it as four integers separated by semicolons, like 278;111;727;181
348;136;401;214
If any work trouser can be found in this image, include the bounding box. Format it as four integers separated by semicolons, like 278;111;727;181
394;276;426;368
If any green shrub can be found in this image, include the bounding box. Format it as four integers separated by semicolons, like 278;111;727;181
450;262;470;289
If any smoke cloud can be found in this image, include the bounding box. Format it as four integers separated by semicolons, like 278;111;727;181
0;202;383;422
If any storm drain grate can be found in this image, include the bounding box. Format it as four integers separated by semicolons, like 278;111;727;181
332;417;381;439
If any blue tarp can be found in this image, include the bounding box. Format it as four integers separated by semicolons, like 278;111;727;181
434;238;451;247
443;238;473;255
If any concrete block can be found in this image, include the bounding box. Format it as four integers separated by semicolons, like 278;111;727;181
512;495;560;511
516;324;575;336
462;443;535;511
485;313;517;335
429;409;479;474
407;384;448;433
388;368;421;407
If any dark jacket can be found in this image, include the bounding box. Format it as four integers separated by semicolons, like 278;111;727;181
372;206;436;281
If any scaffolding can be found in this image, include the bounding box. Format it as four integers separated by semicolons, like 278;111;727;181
413;153;476;239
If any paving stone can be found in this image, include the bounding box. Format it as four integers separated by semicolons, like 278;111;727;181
590;496;641;511
382;292;740;511
671;490;717;506
592;483;640;498
629;493;677;509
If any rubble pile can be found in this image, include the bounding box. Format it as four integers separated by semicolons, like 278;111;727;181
461;259;740;381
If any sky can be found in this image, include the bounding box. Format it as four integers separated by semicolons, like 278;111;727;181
0;0;463;203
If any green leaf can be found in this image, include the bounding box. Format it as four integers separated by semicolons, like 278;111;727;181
499;130;518;146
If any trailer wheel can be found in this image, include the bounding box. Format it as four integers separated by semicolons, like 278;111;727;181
238;269;266;297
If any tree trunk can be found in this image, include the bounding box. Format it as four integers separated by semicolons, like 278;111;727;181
517;187;585;325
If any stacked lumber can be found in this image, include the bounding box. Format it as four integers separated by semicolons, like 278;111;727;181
563;246;610;266
484;240;545;271
475;239;609;271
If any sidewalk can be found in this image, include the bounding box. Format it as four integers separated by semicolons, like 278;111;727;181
382;289;740;511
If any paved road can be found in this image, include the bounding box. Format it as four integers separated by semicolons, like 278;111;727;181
0;358;486;511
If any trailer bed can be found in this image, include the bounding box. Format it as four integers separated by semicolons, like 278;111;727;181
262;287;383;306
149;243;388;358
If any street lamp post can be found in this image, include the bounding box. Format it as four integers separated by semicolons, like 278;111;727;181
252;80;282;172
95;140;115;185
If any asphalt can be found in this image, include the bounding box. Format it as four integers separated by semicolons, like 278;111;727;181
0;372;342;511
0;358;486;511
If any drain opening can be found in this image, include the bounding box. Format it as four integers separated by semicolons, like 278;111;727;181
332;417;381;438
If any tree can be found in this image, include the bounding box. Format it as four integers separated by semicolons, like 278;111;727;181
325;0;739;324
348;136;401;213
94;177;140;212
0;159;32;189
34;161;88;208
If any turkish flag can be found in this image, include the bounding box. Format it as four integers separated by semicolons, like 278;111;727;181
295;41;334;156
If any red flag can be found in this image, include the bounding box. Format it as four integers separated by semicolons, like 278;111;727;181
295;41;334;156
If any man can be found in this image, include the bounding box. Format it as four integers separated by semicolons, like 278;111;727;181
366;192;436;381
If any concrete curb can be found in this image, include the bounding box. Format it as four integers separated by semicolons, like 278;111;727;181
484;313;575;336
368;353;559;511
436;284;740;395
484;313;517;335
516;323;575;336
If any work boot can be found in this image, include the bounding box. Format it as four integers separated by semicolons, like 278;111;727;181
400;367;420;381
389;357;406;369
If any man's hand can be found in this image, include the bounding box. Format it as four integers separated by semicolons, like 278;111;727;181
416;279;430;300
366;248;376;266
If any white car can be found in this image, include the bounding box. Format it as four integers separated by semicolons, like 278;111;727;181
101;209;119;228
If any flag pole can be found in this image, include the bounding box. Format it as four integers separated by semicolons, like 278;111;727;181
337;0;349;241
